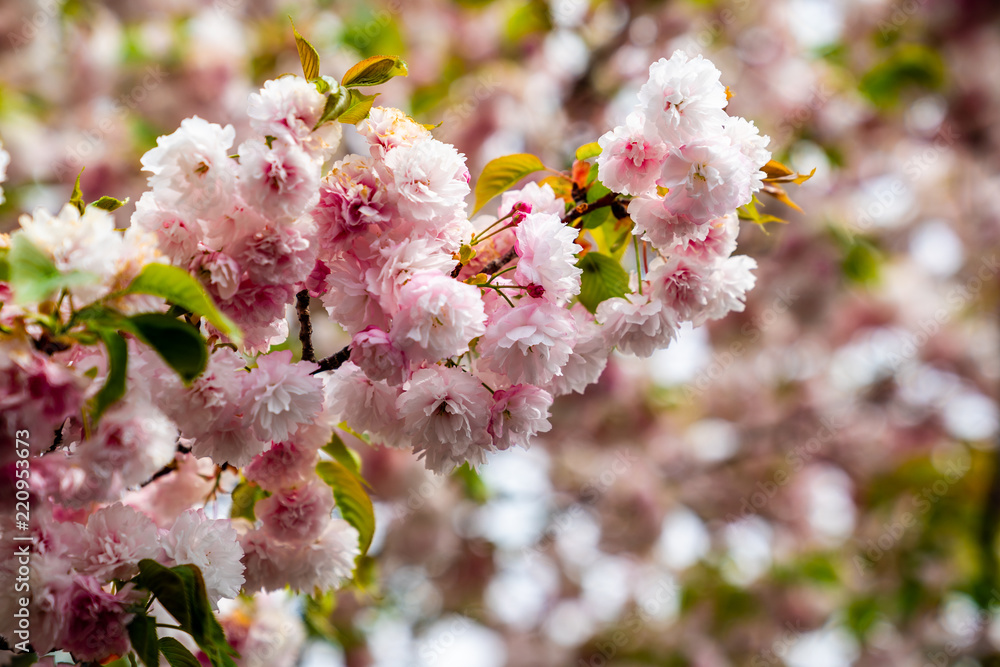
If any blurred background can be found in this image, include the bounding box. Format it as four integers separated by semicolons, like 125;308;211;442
2;0;999;665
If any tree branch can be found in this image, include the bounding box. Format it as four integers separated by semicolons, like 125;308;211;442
311;345;352;375
296;289;316;363
565;191;619;228
481;246;518;276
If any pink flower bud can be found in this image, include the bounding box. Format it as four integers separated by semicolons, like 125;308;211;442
526;283;546;299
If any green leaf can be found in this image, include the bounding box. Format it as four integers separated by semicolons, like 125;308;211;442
92;329;128;419
577;252;630;313
135;560;191;629
134;560;238;667
504;0;551;43
126;313;207;384
289;18;320;80
473;153;546;214
341;55;408;87
70;168;86;215
575;141;602;161
580;177;613;229
859;44;945;109
92;195;129;212
7;234;95;304
303;591;338;639
322;432;362;475
159;638;202;667
127;613;160;667
337;90;379;125
453;462;489;503
580;205;613;230
230;481;267;522
586;176;611;202
124;264;241;343
316;460;375;559
9;654;38;667
736;196;788;230
313;87;352;129
842;237;881;286
589;215;632;261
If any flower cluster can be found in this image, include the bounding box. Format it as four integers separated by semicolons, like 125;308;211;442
595;51;769;356
0;45;780;664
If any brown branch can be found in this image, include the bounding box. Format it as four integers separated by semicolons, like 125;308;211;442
482;246;518;276
565;191;619;228
296;289;316;363
139;443;191;487
311;345;352;375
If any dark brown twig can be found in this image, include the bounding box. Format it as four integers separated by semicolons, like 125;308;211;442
296;289;316;363
481;246;518;276
311;345;352;375
139;443;191;488
565;191;618;228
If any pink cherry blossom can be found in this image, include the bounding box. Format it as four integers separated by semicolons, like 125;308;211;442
244;350;324;444
489;384;554;451
636;50;729;141
314;155;392;253
162;509;245;607
326;362;407;448
58;577;140;662
658;136;754;225
358;106;433;157
73;504;163;581
514;212;583;305
597;112;669;196
628;193;710;251
238;137;321;223
479;299;578;385
243;441;319;492
389;271;487;363
396;365;494;473
351;327;409;385
380;138;470;222
257;480;334;543
597;292;677;358
140;116;237;218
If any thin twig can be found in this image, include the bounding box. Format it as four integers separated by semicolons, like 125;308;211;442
565;191;619;228
311;345;352;375
296;289;316;362
482;246;518;276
